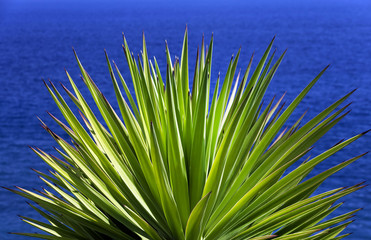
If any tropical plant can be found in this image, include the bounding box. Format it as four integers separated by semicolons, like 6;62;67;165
7;29;367;240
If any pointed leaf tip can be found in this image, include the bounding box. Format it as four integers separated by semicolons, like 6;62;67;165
361;129;371;135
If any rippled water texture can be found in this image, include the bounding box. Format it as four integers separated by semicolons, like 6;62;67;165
0;0;370;239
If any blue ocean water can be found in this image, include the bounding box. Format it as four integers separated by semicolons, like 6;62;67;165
0;0;370;239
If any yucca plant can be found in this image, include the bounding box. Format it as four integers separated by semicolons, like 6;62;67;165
7;29;368;240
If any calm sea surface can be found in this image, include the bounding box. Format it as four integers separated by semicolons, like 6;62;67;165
1;0;371;239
